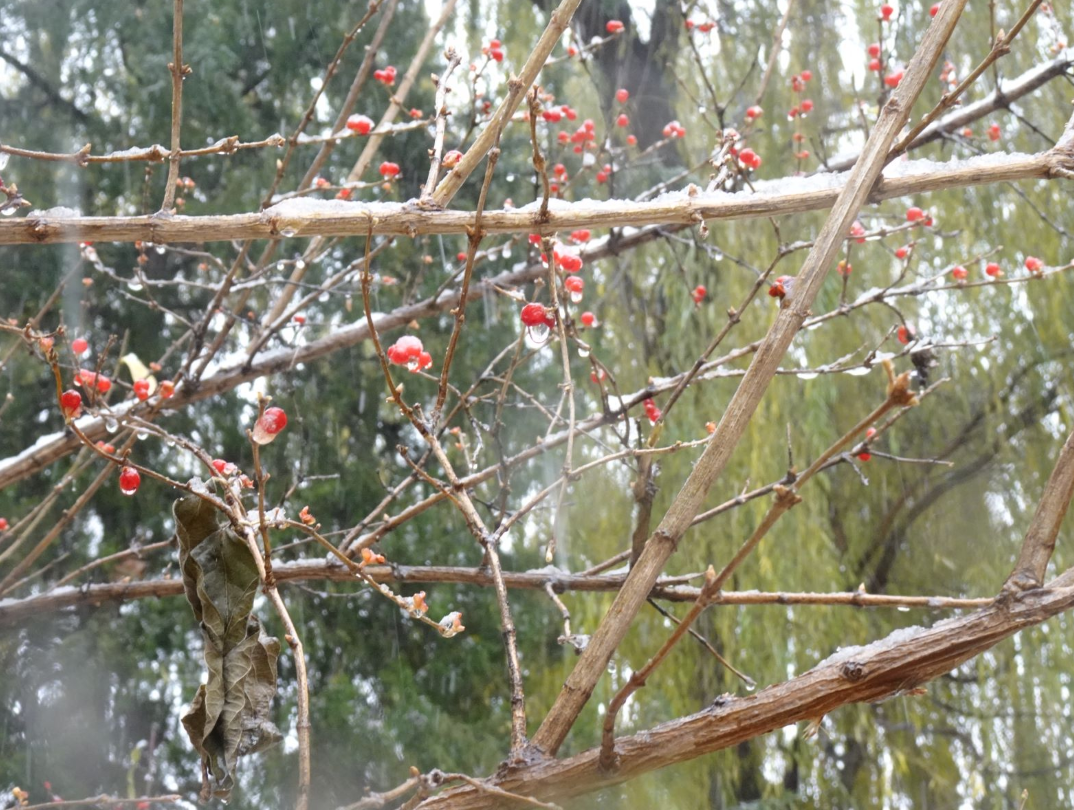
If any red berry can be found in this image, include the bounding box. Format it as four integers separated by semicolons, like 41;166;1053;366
580;311;596;328
800;69;813;82
252;406;289;445
738;148;761;169
490;47;504;62
595;171;608;184
61;389;83;418
520;303;549;327
564;276;584;301
884;70;904;88
605;19;624;34
895;246;909;260
692;285;707;304
346;114;373;134
866;427;877;439
837;260;852;276
801;99;814;113
867;43;881;57
857;451;872;462
379;161;400;178
985;262;1002;277
570;229;591;243
133;379;150;401
626;134;637;145
768;275;793;299
442;149;463;168
881;4;895;20
897;324;915;344
849;221;866;243
988;123;1001;141
119;466;141;496
71;337;89;354
868;58;881;71
159;380;175;398
906;206;925;222
457;252;467;262
952;265;968;281
1025;256;1044;273
616;88;629;103
930;3;940;15
745;105;763;120
387;335;426;370
0;518;7;531
616;113;629;128
542;109;562;123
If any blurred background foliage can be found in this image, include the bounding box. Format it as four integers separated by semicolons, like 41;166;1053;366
1;0;1073;807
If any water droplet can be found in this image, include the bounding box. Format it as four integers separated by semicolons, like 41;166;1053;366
104;417;118;433
577;345;590;358
295;258;306;270
797;371;819;380
897;606;911;612
280;227;297;238
1;207;17;216
0;153;9;170
136;430;149;441
154;244;166;255
569;291;583;304
128;278;143;292
526;323;551;344
407;357;419;371
120;483;138;496
744;679;757;692
712;248;724;262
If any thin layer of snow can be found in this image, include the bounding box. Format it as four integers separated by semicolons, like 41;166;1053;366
28;206;82;219
260;198;404;219
101;145;166;159
882;151;1037;178
811;623;927;670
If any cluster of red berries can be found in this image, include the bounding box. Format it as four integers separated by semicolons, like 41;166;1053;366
857;427;878;462
605;20;625;34
684;19;716;32
662;120;687;139
520;302;557;330
346;114;373;135
379;161;400;178
75;368;112;393
483;38;504;62
738;147;762;170
373;66;396;86
692;285;707;305
768;275;794;300
905;206;934;226
386;335;433;372
642;398;662;424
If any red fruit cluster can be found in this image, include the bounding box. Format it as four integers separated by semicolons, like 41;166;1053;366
985;262;1003;277
837;260;852;277
692;285;706;304
520;302;556;329
570;229;591;244
387;335;433;372
643;398;662;424
553;247;583;273
605;19;625;34
484;38;504;62
373;66;397;85
346;114;373;134
133;379;151;400
662;120;686;139
768;275;793;300
75;368;112;393
1025;256;1044;273
379;161;401;178
738;148;762;170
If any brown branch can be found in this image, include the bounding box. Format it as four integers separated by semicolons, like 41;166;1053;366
5;148;1070;246
417;577;1074;810
18;795;181;810
160;0;187;213
527;0;969;757
421;50;463;204
1003;429;1074;592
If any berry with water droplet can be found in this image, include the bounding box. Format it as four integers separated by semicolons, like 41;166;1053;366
880;4;894;20
252;407;288;445
1025;256;1043;273
606;19;624;33
895;245;910;260
868;43;881;57
133;380;150;401
692;285;707;304
564;276;584;303
869;58;881;71
72;338;89;355
906;206;925;222
768;275;794;300
951;265;968;281
738;148;761;169
985;262;1003;277
387;335;431;372
570;229;591;244
580;311;596;328
61;389;82;419
119;466;141;496
212;458;238;476
746;106;763;120
643;398;662;424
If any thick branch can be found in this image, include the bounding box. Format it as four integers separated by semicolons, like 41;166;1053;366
3;149;1068;246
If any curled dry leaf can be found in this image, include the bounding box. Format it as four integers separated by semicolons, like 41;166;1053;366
174;492;281;800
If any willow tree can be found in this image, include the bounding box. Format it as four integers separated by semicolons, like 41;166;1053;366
1;0;1073;808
